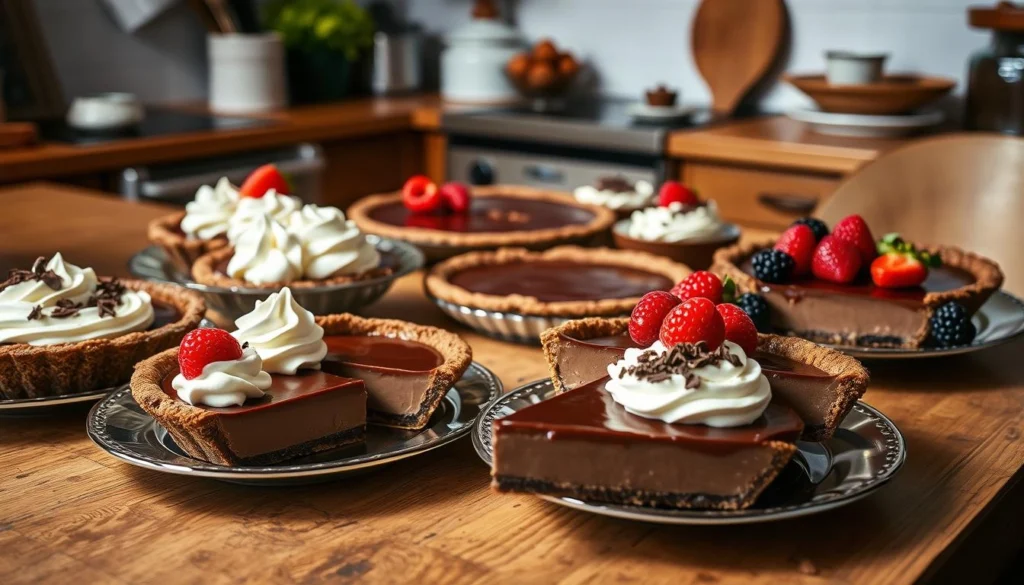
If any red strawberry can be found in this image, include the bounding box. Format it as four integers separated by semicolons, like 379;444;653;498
439;182;472;213
831;214;877;266
812;235;862;284
240;164;291;198
178;328;244;380
774;224;816;276
657;181;699;207
716;303;758;356
401;175;441;214
629;291;681;346
670;271;724;304
870;233;939;288
659;297;726;350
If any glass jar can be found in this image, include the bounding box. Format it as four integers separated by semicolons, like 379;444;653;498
965;8;1024;134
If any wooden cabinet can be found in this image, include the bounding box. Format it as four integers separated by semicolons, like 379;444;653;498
680;162;841;230
318;131;424;209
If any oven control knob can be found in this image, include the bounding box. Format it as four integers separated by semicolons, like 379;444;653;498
468;160;494;185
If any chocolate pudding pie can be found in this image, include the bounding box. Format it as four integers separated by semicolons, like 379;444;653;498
713;239;1003;348
148;177;238;272
348;186;616;261
426;246;690;318
0;254;205;400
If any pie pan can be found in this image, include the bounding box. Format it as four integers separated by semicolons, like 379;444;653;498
473;378;906;525
129;235;424;320
428;292;599;345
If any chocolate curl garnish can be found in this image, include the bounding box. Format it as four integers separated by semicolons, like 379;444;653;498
27;305;42;321
50;299;82;319
0;256;64;292
621;341;740;386
88;278;127;318
241;341;250;350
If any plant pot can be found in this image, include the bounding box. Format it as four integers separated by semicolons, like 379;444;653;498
286;47;353;104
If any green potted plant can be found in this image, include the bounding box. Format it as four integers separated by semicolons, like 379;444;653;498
263;0;376;103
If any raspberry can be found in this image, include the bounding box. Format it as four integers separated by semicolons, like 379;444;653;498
178;328;244;380
670;271;724;304
629;291;681;346
659;297;726;350
716;303;759;356
657;181;699;207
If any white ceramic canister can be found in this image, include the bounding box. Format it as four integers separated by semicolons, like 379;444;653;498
441;19;523;104
208;33;287;113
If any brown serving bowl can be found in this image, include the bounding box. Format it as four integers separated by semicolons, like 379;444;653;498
784;74;956;115
611;219;741;271
506;38;581;101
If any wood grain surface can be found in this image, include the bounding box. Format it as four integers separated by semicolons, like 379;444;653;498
1;184;1022;585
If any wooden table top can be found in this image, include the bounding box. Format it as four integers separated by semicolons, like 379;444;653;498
1;183;1021;585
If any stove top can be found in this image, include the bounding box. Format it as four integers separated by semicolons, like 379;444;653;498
442;98;732;156
37;108;275;145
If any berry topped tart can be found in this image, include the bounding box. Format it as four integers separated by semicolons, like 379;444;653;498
348;177;616;261
0;254;205;400
712;215;1004;348
493;274;869;510
132;288;472;465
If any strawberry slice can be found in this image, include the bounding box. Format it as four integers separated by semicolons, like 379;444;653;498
870;233;940;288
402;175;441;214
240;164;291;198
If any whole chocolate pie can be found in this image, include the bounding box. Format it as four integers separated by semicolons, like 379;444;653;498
348;186;616;261
425;246;690;318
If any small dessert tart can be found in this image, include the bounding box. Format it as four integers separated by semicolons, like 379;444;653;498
425;246;691;318
573;176;655;218
191;206;392;289
348;185;616;261
0;254;205;400
147;177;239;272
711;215;1004;348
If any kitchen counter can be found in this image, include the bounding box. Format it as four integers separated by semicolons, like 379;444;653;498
1;182;1022;585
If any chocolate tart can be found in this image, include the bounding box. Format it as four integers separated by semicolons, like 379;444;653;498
348;186;617;261
131;349;367;466
190;246;394;290
316;313;473;430
612;218;741;271
148;211;229;274
425;246;690;318
0;281;206;400
712;239;1004;348
540;319;869;441
645;85;678;107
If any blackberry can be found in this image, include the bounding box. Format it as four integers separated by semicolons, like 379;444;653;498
792;217;829;241
736;293;771;332
751;249;795;283
928;302;976;348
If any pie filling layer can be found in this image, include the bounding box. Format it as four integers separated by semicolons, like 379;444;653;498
161;370;366;459
449;261;674;302
367;197;597;233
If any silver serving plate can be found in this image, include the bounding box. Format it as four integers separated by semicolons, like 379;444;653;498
473;379;906;525
129;235;424;320
825;291;1024;360
87;362;501;485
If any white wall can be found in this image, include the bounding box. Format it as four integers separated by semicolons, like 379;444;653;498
406;0;990;111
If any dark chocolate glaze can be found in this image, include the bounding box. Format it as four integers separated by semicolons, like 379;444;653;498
497;377;805;450
450;261;673;302
321;335;443;374
161;369;363;415
367;197;596;233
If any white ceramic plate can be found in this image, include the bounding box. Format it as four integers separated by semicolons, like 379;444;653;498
627;103;697;121
786;107;944;137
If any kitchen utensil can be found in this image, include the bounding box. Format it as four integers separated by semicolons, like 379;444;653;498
691;0;786;116
208;33;286;113
66;93;144;131
825;51;888;85
785;74;956;115
965;2;1024;134
372;30;423;95
204;0;237;33
441;0;523;104
787;108;944;138
0;122;37;148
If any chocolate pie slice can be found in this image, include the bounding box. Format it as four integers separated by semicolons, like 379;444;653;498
713;240;1004;348
540;318;868;441
425;246;690;318
348;185;617;261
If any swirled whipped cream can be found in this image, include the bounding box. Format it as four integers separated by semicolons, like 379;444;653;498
605;340;771;427
226;214;305;285
171;345;272;407
626;201;727;242
288;204;381;280
574;177;655;211
228;189;303;243
232;287;327;375
0;254;155;346
180;177;239;241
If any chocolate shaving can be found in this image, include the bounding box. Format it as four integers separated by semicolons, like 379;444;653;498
88;278;127;318
27;305;42;321
595;175;635;193
0;256;64;293
241;341;250;350
50;299;83;319
618;342;742;387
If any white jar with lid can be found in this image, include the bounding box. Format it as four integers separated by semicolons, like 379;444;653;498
441;18;523;104
208;33;287;113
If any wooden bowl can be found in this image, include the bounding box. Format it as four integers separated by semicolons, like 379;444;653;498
784;74;956;115
612;220;741;271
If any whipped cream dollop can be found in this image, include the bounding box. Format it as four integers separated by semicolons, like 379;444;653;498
232;287;327;375
626;201;727;242
605;340;771;427
180;177;239;241
172;345;272;407
228;189;303;243
574;179;655;210
288;204;381;280
0;254;154;346
226;214;305;285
